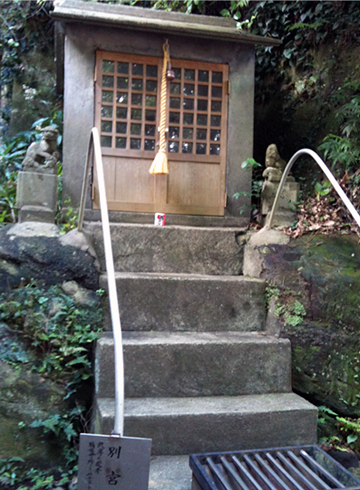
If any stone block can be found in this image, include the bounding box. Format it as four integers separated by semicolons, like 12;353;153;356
19;205;56;223
16;171;59;223
84;222;247;275
261;180;300;216
94;393;318;455
95;332;292;398
100;272;266;332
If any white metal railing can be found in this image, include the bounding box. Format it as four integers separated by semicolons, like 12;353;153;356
266;148;360;230
78;127;124;435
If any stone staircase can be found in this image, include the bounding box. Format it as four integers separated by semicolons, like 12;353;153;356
84;222;317;457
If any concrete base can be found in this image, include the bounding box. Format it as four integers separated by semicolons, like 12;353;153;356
261;180;300;216
16;171;59;224
84;209;249;228
95;332;291;398
94;393;318;455
100;272;266;332
264;209;297;229
18;205;56;223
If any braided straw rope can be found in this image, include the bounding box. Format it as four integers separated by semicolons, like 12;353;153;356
149;43;169;175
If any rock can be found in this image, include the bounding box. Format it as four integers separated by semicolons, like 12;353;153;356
7;221;60;237
0;224;99;291
61;280;79;295
62;279;98;304
253;231;360;416
243;228;290;277
0;359;67;466
326;450;359;469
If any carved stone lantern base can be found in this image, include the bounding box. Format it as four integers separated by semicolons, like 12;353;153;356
16;171;60;224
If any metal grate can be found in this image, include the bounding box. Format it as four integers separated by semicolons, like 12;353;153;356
190;446;360;490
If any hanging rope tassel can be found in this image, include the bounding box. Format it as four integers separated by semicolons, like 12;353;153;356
149;43;170;175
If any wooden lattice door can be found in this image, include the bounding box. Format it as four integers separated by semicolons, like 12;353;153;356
94;51;228;216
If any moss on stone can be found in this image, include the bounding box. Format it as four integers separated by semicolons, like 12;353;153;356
263;234;360;416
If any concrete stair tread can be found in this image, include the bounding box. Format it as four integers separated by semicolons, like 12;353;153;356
101;330;286;345
105;271;264;283
149;455;191;490
121;392;315;416
86;221;245;232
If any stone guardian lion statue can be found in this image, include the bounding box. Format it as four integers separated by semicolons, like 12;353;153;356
22;126;59;174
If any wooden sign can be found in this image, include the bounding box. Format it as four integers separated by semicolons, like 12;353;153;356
77;433;152;490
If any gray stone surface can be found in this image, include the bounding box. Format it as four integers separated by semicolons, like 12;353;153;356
7;222;60;237
95;332;291;398
100;272;266;332
261;180;300;216
19;205;56;223
85;223;247;275
16;171;59;223
16;172;59;209
94;393;318;455
149;455;191;490
264;209;298;229
243;228;290;277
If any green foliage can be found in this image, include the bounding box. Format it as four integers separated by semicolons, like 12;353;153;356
265;284;279;306
0;282;103;489
233;158;263;215
0;456;75;490
315;180;331;199
337;417;360;451
266;282;306;327
278;299;306;327
318;405;360;454
0;1;55;126
58;197;78;235
319;83;360;175
0;282;102;391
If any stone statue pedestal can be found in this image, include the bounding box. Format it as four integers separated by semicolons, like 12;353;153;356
261;180;300;228
16;171;59;223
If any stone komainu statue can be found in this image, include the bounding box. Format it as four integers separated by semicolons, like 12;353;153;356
22;126;59;174
262;144;295;183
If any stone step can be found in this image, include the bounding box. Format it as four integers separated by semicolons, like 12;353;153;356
148;455;191;490
94;393;318;455
95;332;292;398
100;272;266;332
84;222;247;275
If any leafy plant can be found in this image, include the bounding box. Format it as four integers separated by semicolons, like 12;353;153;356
337;417;360;452
0;282;102;393
0;282;103;489
233;158;263;215
265;282;306;327
318;406;360;455
315;180;332;200
58;197;78;235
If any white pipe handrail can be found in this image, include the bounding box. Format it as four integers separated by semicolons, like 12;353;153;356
78;127;124;435
266;148;360;230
